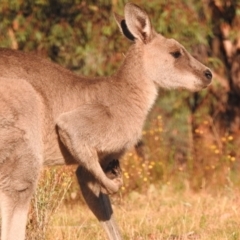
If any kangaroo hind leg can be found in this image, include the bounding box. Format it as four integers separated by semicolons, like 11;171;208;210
0;78;44;240
0;140;41;240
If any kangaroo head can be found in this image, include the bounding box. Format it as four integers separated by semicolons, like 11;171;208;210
114;3;212;91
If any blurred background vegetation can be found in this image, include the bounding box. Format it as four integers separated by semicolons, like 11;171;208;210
0;0;240;237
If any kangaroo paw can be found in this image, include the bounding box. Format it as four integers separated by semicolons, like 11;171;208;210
104;159;122;180
101;159;123;194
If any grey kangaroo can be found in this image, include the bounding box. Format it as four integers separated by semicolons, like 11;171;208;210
0;3;212;240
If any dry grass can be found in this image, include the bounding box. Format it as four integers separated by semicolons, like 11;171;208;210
7;111;235;240
45;183;240;240
24;112;240;240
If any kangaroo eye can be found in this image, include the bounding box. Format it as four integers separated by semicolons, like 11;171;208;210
170;51;181;59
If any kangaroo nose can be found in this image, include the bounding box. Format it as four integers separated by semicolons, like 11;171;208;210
204;69;212;82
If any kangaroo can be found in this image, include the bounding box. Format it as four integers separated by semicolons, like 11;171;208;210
0;3;212;240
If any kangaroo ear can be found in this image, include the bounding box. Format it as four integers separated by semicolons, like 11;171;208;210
113;12;135;41
124;3;154;43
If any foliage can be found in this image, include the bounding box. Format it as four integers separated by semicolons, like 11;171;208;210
0;0;126;76
26;167;72;240
0;0;212;75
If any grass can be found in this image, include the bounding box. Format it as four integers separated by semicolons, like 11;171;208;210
44;183;240;240
24;111;240;240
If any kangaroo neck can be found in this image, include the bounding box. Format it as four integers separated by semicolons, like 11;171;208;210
114;44;158;117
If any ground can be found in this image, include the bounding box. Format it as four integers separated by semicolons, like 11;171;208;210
43;183;240;240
